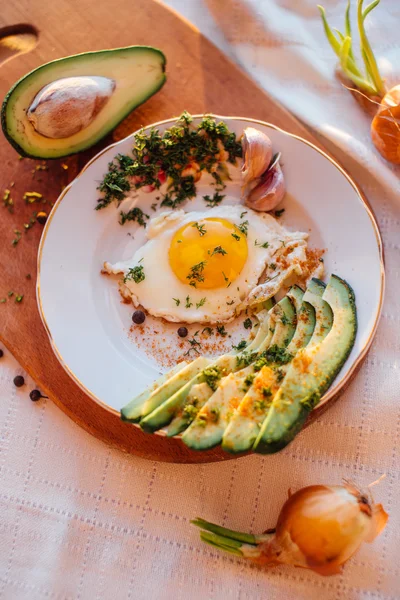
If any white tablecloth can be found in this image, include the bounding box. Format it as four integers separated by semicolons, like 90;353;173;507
1;1;399;598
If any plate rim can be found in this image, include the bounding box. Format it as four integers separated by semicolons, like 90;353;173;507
36;114;385;430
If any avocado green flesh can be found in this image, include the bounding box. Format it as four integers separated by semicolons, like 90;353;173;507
221;289;310;454
182;367;253;450
253;275;357;454
184;296;296;451
138;357;209;424
121;362;187;422
2;46;166;158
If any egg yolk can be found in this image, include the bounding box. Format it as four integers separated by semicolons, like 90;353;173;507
169;218;248;289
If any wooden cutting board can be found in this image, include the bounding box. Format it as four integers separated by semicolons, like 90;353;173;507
0;0;354;463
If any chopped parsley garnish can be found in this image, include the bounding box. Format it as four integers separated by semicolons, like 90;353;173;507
202;327;214;336
119;207;149;226
281;314;290;325
226;300;235;305
262;387;272;397
183;403;199;422
255;240;269;248
185;296;193;308
212;246;227;256
15;294;23;303
196;298;206;309
237;351;258;368
172;298;181;306
203;191;225;207
185;336;202;356
192;222;207;236
254;399;268;411
216;324;228;337
275;368;285;382
202;366;221;391
222;272;229;285
187;261;206;286
124;265;145;284
7;291;14;297
97;113;242;216
270;263;277;270
231;232;241;242
243;318;253;329
233;340;247;351
240;211;247;219
237;221;249;236
243;373;255;390
209;407;220;422
253;345;293;372
274;208;285;218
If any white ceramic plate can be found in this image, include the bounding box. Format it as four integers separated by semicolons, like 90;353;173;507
37;115;384;422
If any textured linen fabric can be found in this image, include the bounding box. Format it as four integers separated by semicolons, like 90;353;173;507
1;1;400;598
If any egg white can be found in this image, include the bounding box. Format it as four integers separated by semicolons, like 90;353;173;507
104;205;309;323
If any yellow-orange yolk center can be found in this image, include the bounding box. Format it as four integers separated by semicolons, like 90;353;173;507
169;218;248;289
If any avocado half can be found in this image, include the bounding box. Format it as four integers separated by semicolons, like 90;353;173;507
1;45;166;159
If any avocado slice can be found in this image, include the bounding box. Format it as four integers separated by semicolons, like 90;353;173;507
253;275;357;454
120;362;187;423
220;289;312;454
2;46;166;158
182;296;296;450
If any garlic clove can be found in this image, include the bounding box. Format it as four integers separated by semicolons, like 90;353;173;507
241;127;273;187
244;162;286;212
27;76;116;139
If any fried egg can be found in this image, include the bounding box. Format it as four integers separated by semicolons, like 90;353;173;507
104;205;309;323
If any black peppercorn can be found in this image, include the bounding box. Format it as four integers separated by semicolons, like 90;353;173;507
30;389;46;402
177;327;188;338
37;211;48;225
13;375;25;388
132;310;146;324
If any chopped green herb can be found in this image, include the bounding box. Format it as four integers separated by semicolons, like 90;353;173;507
209;407;220;422
240;211;247;219
255;240;270;248
237;220;249;236
233;340;247;351
202;366;221;391
185;296;193;309
270;263;277;270
0;299;6;304
196;298;206;309
226;300;235;305
172;298;181;306
243;373;255;390
274;208;285;218
216;324;227;337
275;368;285;382
231;232;241;242
124;265;145;284
192;222;207;236
243;318;252;330
281;314;290;325
211;246;227;256
7;291;14;297
119;207;149;226
253;345;293;371
254;399;268;411
262;387;272;398
151;203;158;211
185;335;202;356
203;191;225;207
222;272;229;285
15;295;23;303
182;403;199;422
187;261;206;286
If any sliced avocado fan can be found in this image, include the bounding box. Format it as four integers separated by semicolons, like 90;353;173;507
2;46;166;158
253;275;357;454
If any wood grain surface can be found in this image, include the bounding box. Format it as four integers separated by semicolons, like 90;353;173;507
0;0;350;463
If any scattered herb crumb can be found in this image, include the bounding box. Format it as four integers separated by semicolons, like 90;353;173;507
185;296;193;309
211;246;227;256
192;222;207;236
274;208;285;218
15;295;23;303
124;265;145;284
119;207;149;227
216;324;227;337
203;191;225;207
196;298;206;309
173;298;181;306
243;318;252;329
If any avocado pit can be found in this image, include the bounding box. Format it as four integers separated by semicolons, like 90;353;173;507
26;75;116;139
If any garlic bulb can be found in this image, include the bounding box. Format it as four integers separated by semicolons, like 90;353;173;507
241;127;272;187
193;480;388;576
245;162;286;212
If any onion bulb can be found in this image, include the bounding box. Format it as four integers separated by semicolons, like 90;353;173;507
319;0;400;164
192;480;388;576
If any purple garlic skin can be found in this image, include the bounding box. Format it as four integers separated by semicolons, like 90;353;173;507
241;127;273;188
245;163;286;212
